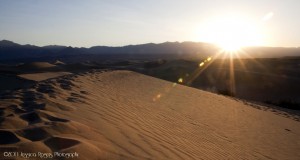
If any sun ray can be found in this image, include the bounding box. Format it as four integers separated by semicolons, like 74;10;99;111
229;51;236;96
239;49;269;72
186;50;223;86
234;49;248;71
216;51;229;76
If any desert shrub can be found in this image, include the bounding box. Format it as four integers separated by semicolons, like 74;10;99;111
217;88;235;97
265;99;300;110
143;59;167;68
113;61;132;66
278;100;300;110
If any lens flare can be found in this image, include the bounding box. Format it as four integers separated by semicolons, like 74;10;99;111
178;78;183;83
207;57;212;61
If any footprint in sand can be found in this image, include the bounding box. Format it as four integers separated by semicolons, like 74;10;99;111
57;79;75;90
17;127;50;141
20;112;42;124
44;136;80;151
21;102;46;112
0;130;20;144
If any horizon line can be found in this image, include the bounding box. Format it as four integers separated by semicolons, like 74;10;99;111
1;39;299;49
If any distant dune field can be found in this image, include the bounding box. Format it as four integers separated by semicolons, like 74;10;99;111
0;70;299;159
18;72;71;81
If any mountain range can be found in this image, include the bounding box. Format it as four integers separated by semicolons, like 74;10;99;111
1;40;300;63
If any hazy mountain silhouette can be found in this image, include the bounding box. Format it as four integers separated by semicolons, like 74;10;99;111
87;42;219;57
0;40;300;63
0;40;21;47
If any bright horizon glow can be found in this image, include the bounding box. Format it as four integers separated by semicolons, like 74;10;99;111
196;15;264;51
0;0;300;47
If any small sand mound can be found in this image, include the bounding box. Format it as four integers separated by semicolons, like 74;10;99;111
54;60;65;65
7;105;26;114
38;110;70;122
0;116;28;129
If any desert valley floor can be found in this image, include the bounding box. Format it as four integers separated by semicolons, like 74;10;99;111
0;70;299;159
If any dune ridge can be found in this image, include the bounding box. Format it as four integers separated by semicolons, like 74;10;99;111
18;72;72;81
0;70;299;159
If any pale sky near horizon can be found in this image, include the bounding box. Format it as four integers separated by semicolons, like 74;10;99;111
0;0;299;47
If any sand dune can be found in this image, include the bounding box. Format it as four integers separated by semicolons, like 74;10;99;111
0;70;299;159
18;72;71;81
17;62;57;70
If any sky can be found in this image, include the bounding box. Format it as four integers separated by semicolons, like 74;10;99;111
0;0;299;47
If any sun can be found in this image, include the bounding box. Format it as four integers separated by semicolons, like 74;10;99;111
218;40;242;52
196;15;263;52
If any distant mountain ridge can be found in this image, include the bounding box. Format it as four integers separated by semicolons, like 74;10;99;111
0;40;218;61
0;40;21;47
1;40;300;62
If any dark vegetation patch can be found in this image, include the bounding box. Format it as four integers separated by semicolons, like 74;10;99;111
265;100;300;110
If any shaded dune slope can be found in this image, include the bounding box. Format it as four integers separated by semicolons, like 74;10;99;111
0;70;299;159
16;62;57;70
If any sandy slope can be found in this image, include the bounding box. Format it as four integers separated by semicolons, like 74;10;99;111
18;72;71;81
0;70;299;160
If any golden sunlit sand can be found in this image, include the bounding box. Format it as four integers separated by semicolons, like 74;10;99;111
1;0;300;159
0;70;299;159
